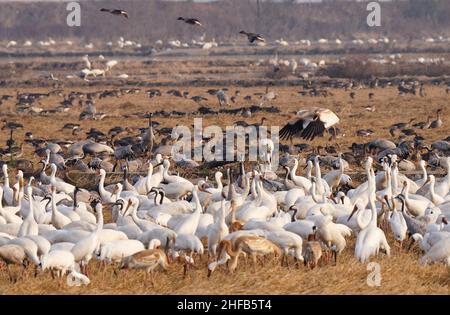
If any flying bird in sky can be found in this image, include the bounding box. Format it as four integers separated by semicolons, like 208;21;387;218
177;17;203;27
100;8;129;19
239;31;265;43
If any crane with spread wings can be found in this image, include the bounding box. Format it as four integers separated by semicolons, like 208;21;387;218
279;108;340;142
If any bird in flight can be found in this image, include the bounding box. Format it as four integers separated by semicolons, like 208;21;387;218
100;8;129;19
177;17;203;27
279;108;340;142
239;31;265;43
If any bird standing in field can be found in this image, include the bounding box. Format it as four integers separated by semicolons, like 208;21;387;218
100;8;129;19
239;31;265;43
177;17;203;27
279;108;340;143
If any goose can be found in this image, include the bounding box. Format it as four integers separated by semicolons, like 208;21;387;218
429;108;443;129
239;31;265;43
2;164;14;206
71;202;103;275
279;108;340;142
177;17;202;27
100;8;128;18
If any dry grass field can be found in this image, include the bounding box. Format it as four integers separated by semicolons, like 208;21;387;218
0;53;449;294
0;235;449;294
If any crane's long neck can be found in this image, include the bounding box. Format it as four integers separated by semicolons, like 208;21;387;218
284;167;290;182
391;166;399;195
145;166;153;192
230;202;237;223
215;173;223;190
314;159;324;193
310;181;320;203
290;160;298;178
240;176;250;199
429;178;437;198
27;194;34;220
192;189;202;214
367;169;377;227
385;168;392;195
51;195;59;220
163;162;170;180
96;207;104;233
420;163;427;183
130;204;141;224
339;158;344;174
3;167;9;187
99;172;106;193
306;162;312;179
314;159;322;180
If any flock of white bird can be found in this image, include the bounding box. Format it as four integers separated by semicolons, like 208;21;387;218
5;36;450;50
0;151;449;287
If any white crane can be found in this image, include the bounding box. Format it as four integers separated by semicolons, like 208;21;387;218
71;202;103;275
